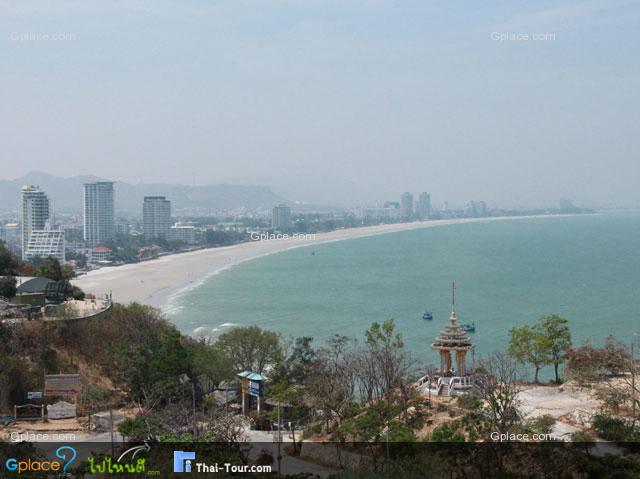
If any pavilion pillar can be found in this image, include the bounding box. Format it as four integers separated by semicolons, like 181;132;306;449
456;351;467;376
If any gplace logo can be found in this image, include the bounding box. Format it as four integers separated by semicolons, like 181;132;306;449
5;445;77;474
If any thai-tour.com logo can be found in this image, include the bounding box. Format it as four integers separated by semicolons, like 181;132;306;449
174;451;196;473
173;450;272;474
4;445;76;475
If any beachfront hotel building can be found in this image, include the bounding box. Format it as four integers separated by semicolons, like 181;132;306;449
361;207;400;220
272;204;291;230
23;229;65;263
168;224;197;245
400;192;414;218
21;185;50;259
143;196;171;240
83;181;115;245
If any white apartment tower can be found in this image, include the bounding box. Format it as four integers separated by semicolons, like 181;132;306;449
21;185;50;259
417;192;431;220
400;192;414;218
83;181;115;245
24;230;65;263
272;204;291;230
143;196;172;240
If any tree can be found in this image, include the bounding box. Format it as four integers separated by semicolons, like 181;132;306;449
536;315;572;383
0;241;22;275
270;336;315;385
215;326;282;374
308;335;357;430
34;257;75;281
192;341;234;390
477;352;523;436
508;325;551;383
359;319;415;405
566;336;630;385
0;276;17;299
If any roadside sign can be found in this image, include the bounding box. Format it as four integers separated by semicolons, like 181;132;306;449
27;392;43;400
44;374;80;396
248;380;262;397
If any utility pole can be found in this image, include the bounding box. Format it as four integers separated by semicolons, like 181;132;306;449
632;341;636;423
109;408;115;457
192;381;197;439
277;402;282;477
385;425;390;479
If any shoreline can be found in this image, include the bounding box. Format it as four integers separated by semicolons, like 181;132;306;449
73;214;582;310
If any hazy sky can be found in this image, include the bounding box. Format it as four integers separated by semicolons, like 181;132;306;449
1;0;639;207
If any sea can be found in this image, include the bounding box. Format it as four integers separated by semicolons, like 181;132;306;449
166;213;640;377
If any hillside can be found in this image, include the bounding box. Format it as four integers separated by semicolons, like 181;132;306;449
0;171;289;213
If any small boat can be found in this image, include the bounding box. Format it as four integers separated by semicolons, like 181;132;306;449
422;311;433;320
461;322;475;332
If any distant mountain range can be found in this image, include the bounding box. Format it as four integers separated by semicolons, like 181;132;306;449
0;172;289;214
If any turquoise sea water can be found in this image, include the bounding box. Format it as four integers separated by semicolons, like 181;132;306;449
168;214;640;375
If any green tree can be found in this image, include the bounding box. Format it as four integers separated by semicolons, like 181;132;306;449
35;257;75;281
0;240;22;275
216;326;282;374
536;315;572;383
270;336;315;385
508;325;551;383
0;276;17;299
192;341;234;387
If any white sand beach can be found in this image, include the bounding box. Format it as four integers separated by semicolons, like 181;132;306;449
73;216;556;310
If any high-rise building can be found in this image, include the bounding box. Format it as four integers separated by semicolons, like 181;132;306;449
400;192;414;218
83;182;115;245
23;230;65;263
417;192;431;220
21;185;50;259
143;196;171;240
272;204;291;230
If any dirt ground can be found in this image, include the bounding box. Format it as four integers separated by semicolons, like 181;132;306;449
518;383;600;440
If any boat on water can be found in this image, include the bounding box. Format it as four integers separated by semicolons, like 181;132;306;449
422;311;433;320
461;322;476;332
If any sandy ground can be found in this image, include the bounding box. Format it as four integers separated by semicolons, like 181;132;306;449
518;384;599;440
73;215;560;310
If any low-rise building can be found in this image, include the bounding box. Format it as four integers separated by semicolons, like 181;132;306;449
91;246;112;262
169;224;197;245
361;207;400;220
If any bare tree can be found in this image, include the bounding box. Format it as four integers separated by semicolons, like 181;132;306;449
308;335;357;429
477;351;523;435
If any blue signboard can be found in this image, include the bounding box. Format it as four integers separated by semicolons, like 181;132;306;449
248;380;262;397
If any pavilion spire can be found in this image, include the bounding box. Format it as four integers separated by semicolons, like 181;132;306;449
451;281;457;317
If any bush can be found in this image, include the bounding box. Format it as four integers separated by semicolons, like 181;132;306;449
457;394;481;410
571;431;595;443
71;286;85;300
528;414;556;435
592;414;640;441
430;421;465;442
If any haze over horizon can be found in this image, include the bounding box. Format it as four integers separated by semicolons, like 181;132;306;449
2;1;639;208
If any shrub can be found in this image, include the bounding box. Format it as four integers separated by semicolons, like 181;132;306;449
528;414;556;435
592;414;639;441
457;394;481;410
